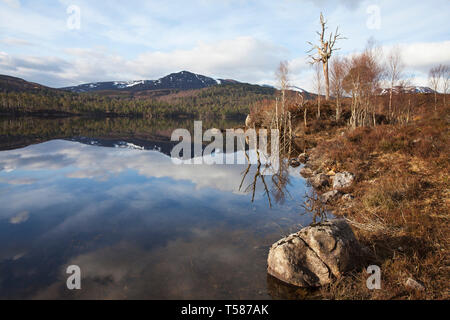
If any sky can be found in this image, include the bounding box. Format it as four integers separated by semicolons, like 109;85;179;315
0;0;449;91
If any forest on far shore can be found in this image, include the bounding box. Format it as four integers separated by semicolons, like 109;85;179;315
0;82;276;120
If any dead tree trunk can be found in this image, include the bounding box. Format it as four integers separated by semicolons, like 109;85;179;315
323;60;330;101
307;12;345;101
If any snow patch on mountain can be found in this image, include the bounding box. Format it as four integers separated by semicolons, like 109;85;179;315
290;86;309;93
380;86;436;94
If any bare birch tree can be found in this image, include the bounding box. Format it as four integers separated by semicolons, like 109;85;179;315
429;65;444;110
386;46;404;121
276;61;289;116
313;62;323;119
308;12;345;101
330;55;347;121
275;61;293;156
343;41;383;128
443;65;449;107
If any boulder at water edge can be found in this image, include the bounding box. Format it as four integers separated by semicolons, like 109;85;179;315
267;219;362;287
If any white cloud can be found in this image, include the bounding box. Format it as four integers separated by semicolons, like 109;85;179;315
398;41;450;71
0;37;33;46
0;37;290;87
1;0;20;8
127;37;288;82
0;1;449;89
0;140;266;193
9;211;29;224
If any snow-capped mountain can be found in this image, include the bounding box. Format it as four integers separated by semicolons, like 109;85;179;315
380;86;436;95
61;71;238;93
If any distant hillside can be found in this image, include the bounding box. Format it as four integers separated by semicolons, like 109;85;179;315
61;71;240;93
0;72;316;119
0;75;276;119
0;75;57;93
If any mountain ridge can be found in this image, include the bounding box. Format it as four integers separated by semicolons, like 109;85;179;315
0;71;315;96
60;71;241;93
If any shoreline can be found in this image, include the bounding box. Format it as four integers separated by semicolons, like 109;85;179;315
255;97;448;299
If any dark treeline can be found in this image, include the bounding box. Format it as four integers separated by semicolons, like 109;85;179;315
0;116;243;150
0;83;276;119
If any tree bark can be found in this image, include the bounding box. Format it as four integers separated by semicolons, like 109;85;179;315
389;87;393;121
323;61;330;101
336;95;340;121
304;106;308;128
434;92;437;111
317;94;321;119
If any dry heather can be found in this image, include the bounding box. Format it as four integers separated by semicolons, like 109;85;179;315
290;96;449;300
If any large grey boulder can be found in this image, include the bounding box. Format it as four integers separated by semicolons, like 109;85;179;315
267;219;362;287
333;172;355;189
267;234;331;287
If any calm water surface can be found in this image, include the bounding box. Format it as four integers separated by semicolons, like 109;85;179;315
0;117;313;299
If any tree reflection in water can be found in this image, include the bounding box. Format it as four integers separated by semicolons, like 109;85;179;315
238;128;295;208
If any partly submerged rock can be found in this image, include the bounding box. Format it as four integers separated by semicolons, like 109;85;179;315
333;172;355;189
267;219;362;287
298;219;361;279
290;158;301;168
320;190;341;203
267;233;331;287
308;173;330;189
300;167;314;178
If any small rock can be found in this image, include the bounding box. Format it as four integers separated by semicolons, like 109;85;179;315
321;190;341;203
333;172;355;189
290;158;301;168
327;170;336;176
342;194;355;201
298;153;308;163
300;167;314;178
405;278;425;291
308;173;330;189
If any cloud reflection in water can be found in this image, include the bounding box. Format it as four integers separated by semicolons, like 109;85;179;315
0;140;309;299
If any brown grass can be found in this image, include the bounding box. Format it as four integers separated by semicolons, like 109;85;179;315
289;95;449;300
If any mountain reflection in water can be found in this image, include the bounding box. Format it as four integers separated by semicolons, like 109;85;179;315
0;118;313;299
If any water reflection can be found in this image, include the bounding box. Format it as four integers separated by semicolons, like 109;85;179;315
0;119;311;300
